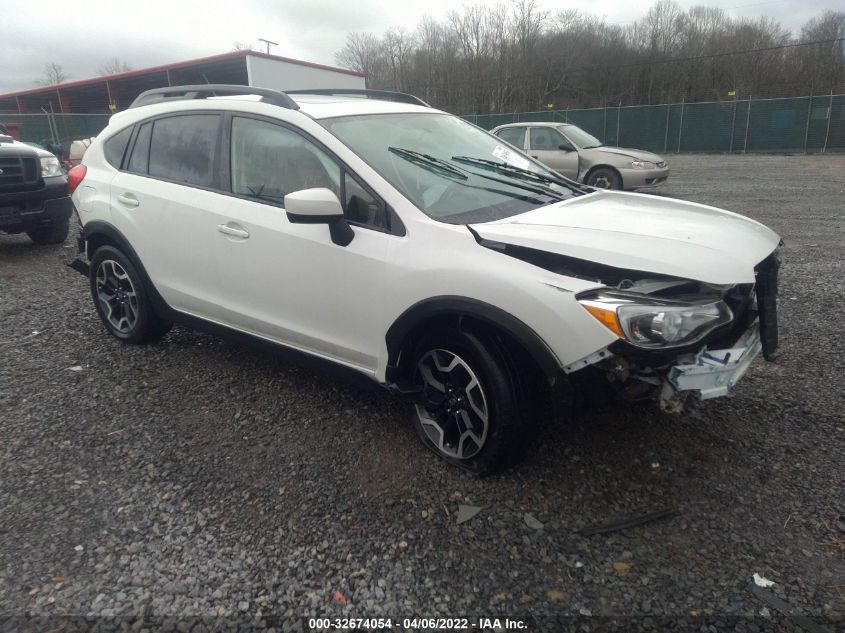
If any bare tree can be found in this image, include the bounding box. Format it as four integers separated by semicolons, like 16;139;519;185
795;10;845;93
98;58;132;76
382;27;415;92
34;62;68;86
232;41;255;51
334;5;845;114
335;32;383;79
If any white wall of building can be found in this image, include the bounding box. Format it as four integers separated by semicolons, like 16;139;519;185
246;55;366;91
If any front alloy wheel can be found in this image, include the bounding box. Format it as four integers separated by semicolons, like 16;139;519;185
410;327;527;475
416;349;490;460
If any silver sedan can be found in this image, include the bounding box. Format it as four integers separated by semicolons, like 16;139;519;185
491;122;670;190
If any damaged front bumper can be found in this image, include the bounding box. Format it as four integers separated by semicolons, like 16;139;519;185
660;321;762;410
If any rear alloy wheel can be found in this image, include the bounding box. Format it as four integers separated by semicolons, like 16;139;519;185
411;328;525;475
95;259;139;335
586;167;622;190
89;245;172;343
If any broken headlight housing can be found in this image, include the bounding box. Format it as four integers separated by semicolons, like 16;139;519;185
578;291;733;349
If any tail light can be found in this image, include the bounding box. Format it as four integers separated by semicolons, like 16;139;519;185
67;164;87;195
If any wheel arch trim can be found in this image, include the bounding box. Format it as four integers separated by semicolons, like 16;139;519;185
384;296;562;381
82;220;173;319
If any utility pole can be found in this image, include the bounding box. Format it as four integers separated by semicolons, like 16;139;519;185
258;38;278;55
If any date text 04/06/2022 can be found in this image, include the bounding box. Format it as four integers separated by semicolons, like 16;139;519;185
307;617;528;630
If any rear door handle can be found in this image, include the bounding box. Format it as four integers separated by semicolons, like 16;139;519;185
116;193;139;208
217;223;250;239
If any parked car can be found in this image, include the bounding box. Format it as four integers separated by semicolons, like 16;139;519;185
70;85;780;475
491;122;669;190
0;133;73;244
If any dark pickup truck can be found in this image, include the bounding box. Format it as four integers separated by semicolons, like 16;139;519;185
0;134;73;244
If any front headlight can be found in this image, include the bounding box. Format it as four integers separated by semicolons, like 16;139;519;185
631;160;656;169
578;292;733;349
40;156;63;177
617;301;733;347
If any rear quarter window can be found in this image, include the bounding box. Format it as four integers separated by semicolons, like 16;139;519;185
103;127;133;169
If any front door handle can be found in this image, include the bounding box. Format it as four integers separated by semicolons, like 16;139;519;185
530;155;538;158
116;193;139;208
217;223;250;239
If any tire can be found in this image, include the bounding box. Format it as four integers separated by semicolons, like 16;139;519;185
585;167;622;190
409;326;526;476
89;245;172;344
26;218;70;245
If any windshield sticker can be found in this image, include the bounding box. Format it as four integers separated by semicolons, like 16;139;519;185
492;144;531;170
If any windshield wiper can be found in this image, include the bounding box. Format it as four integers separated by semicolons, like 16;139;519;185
389;147;467;181
451;156;583;194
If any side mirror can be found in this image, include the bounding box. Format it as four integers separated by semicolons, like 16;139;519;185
285;188;354;246
558;143;574;152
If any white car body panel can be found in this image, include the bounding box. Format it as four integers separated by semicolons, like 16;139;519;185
471;190;781;285
210;193;393;374
110;170;227;319
372;215;618;377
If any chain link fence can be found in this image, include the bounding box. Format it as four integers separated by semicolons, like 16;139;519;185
464;94;845;153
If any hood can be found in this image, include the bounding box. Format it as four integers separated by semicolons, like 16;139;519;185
470;191;780;285
18;140;56;159
0;139;54;158
0;139;40;159
581;145;664;163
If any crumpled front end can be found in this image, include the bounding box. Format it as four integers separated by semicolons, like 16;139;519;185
574;250;780;413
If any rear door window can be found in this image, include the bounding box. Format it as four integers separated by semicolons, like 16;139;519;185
148;114;220;188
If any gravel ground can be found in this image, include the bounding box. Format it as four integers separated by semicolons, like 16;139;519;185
1;154;843;631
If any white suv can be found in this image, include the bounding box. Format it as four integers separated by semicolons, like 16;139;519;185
69;85;781;475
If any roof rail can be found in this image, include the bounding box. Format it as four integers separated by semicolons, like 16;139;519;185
285;89;430;107
129;84;299;110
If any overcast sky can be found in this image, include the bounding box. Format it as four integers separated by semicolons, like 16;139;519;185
0;0;838;94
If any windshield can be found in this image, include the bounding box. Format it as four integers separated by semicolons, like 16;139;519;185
559;125;602;149
320;113;579;223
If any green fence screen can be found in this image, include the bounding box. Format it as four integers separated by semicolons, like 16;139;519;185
464;94;845;153
4;94;844;154
1;113;111;152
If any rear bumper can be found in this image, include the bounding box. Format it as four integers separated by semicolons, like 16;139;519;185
0;177;72;231
620;167;670;189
